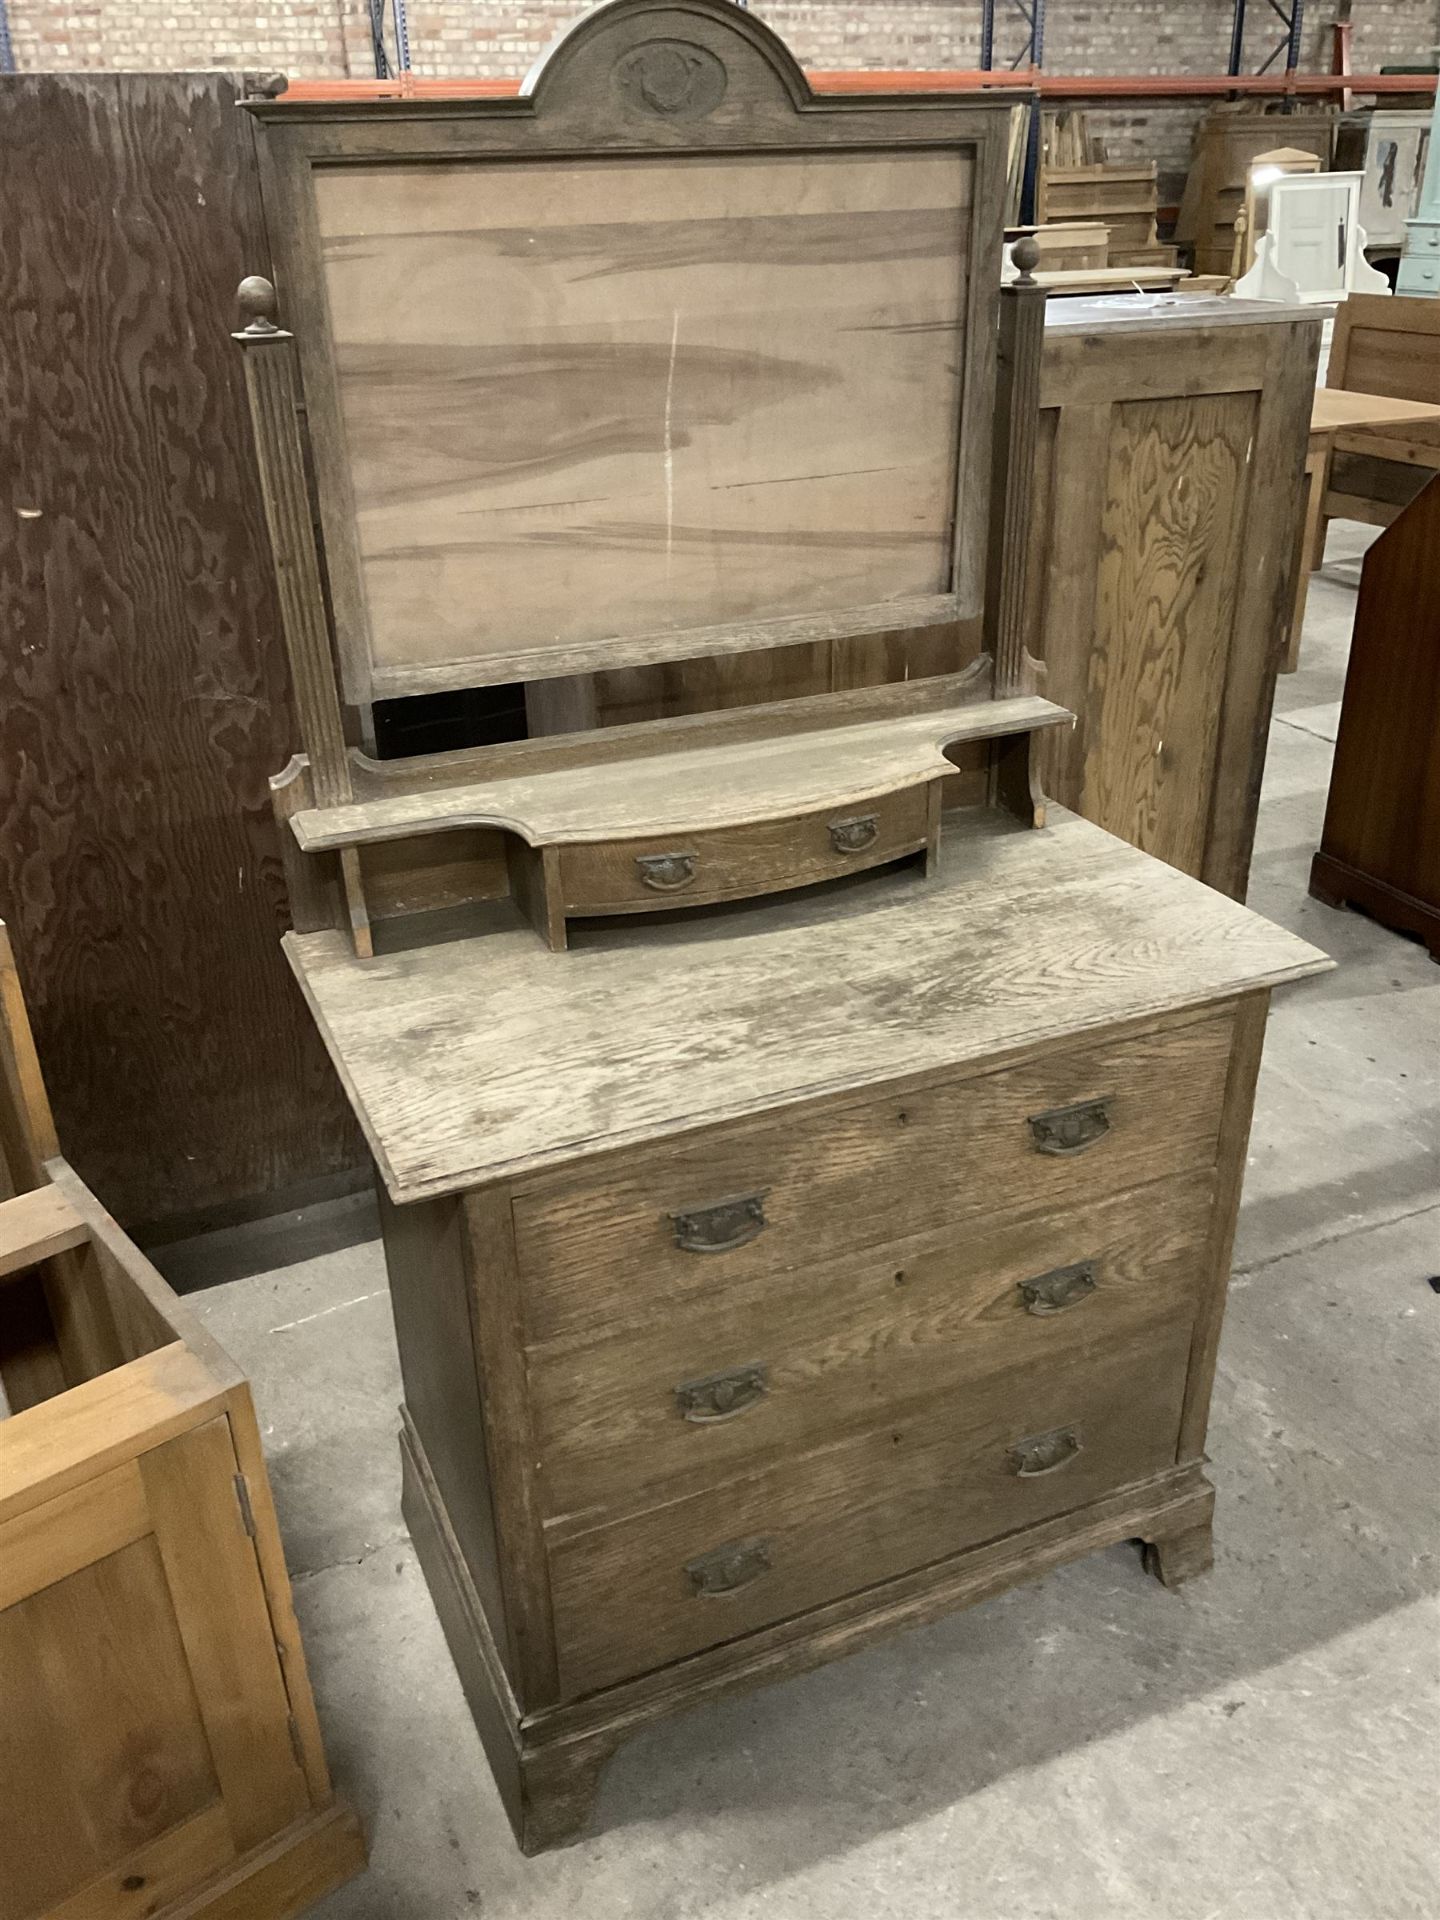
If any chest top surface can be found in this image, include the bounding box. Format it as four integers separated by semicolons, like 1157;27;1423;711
1042;293;1325;335
286;809;1330;1202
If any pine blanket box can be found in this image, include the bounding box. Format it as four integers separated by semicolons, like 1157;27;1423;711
0;923;365;1918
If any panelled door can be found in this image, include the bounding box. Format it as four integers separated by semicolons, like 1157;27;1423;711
0;1414;311;1920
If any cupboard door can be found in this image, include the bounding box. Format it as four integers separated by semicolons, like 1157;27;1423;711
0;1416;310;1920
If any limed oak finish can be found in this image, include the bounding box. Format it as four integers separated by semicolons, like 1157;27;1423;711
288;687;1067;947
0;922;365;1920
286;808;1330;1849
239;0;1334;1857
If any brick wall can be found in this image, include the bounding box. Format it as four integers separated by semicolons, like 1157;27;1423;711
7;0;1439;197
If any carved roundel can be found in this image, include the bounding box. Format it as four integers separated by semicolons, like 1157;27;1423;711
614;39;728;120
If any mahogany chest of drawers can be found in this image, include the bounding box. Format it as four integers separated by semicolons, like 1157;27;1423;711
287;807;1329;1851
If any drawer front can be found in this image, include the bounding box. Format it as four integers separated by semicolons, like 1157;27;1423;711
513;1010;1236;1344
558;783;932;916
531;1172;1215;1526
547;1310;1194;1697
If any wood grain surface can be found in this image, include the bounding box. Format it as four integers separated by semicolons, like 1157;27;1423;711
139;1417;313;1852
1028;309;1319;898
0;74;360;1233
1315;294;1440;551
317;148;972;681
512;1010;1236;1343
529;1171;1217;1524
287;807;1331;1202
293;693;1067;849
546;1310;1194;1696
1311;476;1440;955
557;785;931;915
0;1538;225;1917
0;1185;87;1281
532;612;978;736
1084;390;1255;876
408;1377;1212;1773
1310;388;1440;435
1327;292;1440;418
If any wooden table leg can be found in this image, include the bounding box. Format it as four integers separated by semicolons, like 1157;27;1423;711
1282;437;1330;675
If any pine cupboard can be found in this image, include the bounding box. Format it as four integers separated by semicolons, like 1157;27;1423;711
1025;294;1322;900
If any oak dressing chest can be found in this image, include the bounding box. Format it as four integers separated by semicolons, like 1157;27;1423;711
235;0;1331;1852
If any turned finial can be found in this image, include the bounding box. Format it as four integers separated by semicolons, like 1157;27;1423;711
236;274;281;337
1011;235;1042;289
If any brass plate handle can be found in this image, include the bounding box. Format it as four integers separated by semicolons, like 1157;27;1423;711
1018;1258;1098;1316
829;812;879;854
1027;1096;1112;1156
636;851;697;893
685;1537;772;1597
1008;1426;1082;1477
670;1191;767;1255
675;1362;768;1424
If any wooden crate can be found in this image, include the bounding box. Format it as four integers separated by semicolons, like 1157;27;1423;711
1036;163;1160;254
0;71;364;1239
0;924;365;1920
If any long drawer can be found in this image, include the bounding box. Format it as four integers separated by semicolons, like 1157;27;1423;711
531;1171;1215;1526
512;1009;1236;1343
546;1309;1195;1697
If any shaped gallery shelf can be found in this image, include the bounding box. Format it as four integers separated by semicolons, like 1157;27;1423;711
287;680;1074;953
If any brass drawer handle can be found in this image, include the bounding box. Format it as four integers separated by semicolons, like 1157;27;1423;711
636;852;696;893
1008;1427;1082;1477
685;1537;772;1597
1018;1259;1097;1316
1027;1096;1112;1156
675;1363;768;1424
829;813;879;854
670;1191;767;1255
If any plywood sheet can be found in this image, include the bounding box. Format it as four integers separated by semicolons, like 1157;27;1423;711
316;148;971;678
0;72;361;1232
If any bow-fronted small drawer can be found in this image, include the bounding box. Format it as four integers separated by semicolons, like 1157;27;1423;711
556;783;934;919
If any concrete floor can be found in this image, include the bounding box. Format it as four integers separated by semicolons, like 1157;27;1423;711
196;524;1440;1920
